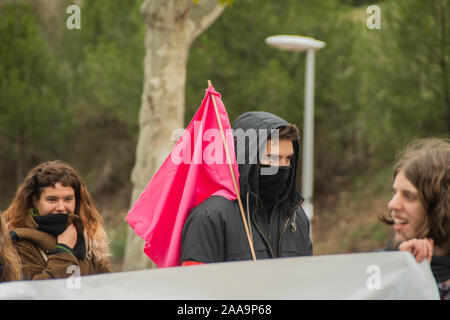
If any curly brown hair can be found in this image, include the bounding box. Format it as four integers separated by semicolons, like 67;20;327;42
380;138;450;252
4;161;110;261
0;214;22;282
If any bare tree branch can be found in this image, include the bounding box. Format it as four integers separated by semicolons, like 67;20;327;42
188;0;225;42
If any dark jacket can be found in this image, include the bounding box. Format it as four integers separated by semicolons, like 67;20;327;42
430;254;450;300
181;112;312;263
11;214;112;280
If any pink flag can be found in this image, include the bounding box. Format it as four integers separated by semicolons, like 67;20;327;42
126;85;239;268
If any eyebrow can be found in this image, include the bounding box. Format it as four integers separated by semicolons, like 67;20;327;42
266;153;295;157
45;195;74;199
392;187;419;196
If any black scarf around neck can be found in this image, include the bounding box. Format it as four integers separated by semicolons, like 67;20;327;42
32;213;86;260
33;213;69;236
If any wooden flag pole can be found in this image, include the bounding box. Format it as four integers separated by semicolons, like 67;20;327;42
208;80;257;261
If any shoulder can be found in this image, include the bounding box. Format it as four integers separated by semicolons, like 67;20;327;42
93;255;113;273
194;195;237;211
183;196;239;235
81;256;113;275
12;238;47;268
13;238;39;254
295;205;310;226
188;195;238;222
10;230;44;255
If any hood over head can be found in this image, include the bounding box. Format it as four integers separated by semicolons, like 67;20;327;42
232;111;303;208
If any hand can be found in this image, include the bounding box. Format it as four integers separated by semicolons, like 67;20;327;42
57;223;78;249
399;238;434;263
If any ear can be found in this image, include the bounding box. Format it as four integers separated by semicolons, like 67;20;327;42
32;195;39;210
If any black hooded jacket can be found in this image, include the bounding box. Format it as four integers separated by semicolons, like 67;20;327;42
180;112;312;263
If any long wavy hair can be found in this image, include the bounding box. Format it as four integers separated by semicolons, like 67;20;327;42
4;161;110;261
0;214;22;282
380;138;450;252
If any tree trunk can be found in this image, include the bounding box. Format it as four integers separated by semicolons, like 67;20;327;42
123;0;224;271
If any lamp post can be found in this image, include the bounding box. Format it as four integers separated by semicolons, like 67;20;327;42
265;35;325;235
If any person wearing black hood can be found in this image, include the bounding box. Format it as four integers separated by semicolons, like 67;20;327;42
181;111;312;265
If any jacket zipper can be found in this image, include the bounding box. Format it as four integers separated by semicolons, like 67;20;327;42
278;199;304;257
250;197;304;259
251;211;275;258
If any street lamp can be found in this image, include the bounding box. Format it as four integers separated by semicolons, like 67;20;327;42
265;35;325;233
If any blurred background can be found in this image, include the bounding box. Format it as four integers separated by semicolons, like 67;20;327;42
0;0;448;271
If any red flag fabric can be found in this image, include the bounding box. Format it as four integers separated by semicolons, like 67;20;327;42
126;85;239;268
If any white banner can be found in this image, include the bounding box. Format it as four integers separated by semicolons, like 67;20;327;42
0;251;440;300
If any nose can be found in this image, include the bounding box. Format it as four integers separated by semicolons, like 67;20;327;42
55;199;66;212
388;192;402;212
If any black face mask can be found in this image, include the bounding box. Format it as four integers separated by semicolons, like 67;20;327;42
32;212;86;260
33;213;69;236
258;165;291;208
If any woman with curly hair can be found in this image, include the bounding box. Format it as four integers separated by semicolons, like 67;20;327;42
380;138;450;299
4;160;112;280
0;214;22;282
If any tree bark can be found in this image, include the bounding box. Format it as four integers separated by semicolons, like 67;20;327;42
123;0;224;271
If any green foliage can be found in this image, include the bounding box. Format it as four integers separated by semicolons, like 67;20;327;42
108;221;129;266
0;0;144;209
0;2;70;187
62;0;144;132
339;222;388;252
187;0;368;194
186;0;449;196
57;0;145;204
357;0;450;166
195;0;237;6
0;0;448;225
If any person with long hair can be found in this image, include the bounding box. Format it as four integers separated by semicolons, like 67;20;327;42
4;160;112;280
380;138;450;299
0;214;22;282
